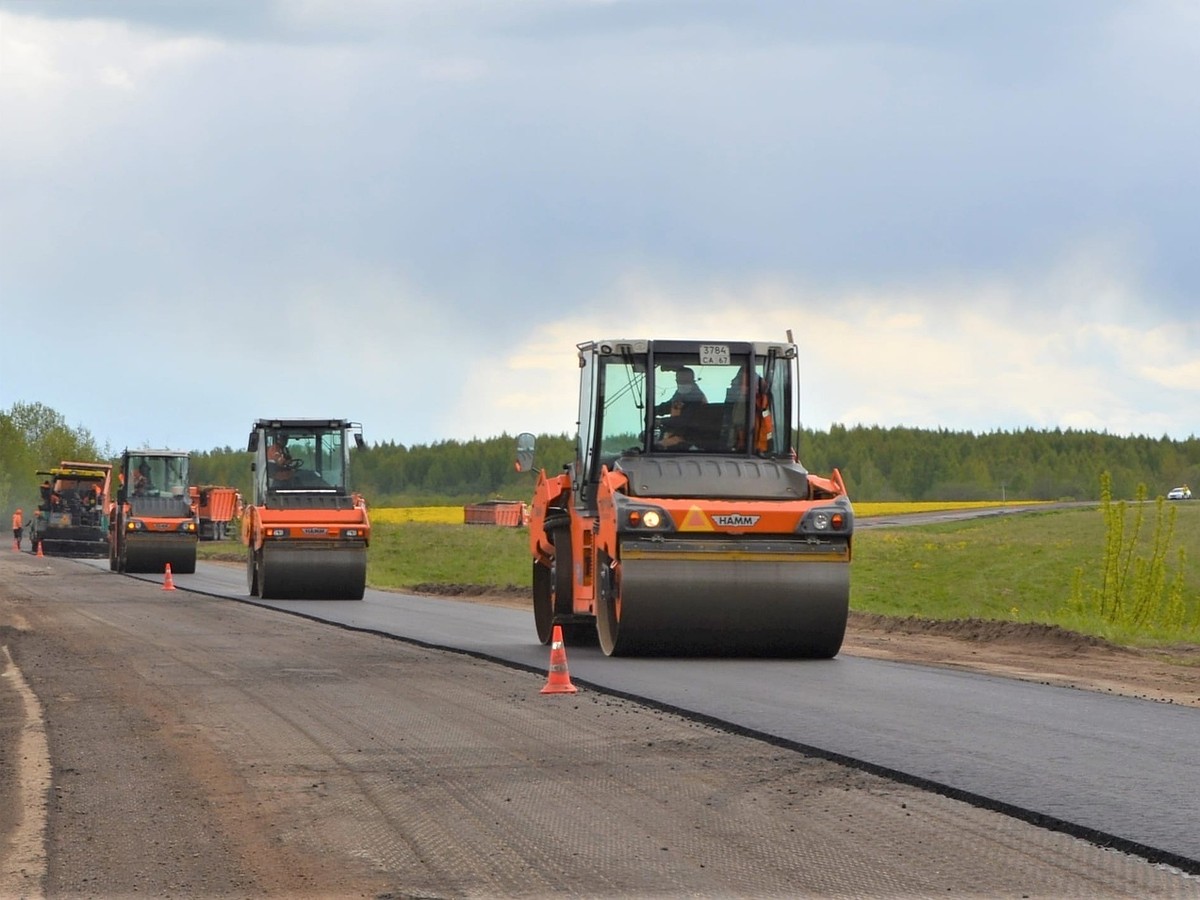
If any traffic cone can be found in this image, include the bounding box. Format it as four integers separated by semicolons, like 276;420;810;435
35;541;43;558
540;625;578;694
11;539;18;552
162;563;176;591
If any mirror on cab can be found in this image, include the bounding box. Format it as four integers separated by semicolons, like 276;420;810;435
515;432;536;473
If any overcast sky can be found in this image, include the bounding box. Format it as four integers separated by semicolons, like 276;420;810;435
2;0;1197;455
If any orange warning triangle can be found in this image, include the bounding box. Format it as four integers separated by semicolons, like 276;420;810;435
678;505;714;532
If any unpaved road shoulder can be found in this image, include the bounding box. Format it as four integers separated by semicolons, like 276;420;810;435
2;554;1197;897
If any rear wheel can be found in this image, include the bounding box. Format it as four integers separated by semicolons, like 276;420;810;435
246;547;260;596
551;525;573;618
595;551;623;656
533;560;553;644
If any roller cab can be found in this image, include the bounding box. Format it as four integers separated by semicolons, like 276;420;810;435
243;418;369;600
110;449;198;574
522;338;854;658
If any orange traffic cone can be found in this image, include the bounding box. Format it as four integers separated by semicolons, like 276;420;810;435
540;624;578;694
35;541;43;558
162;563;176;591
11;539;18;552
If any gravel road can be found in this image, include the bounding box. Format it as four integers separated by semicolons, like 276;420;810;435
2;552;1197;898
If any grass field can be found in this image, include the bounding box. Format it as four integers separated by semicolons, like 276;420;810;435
199;500;1200;647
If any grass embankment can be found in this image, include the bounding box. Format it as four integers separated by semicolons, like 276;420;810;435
198;501;1200;647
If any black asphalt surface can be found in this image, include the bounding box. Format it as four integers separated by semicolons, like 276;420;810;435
101;556;1200;872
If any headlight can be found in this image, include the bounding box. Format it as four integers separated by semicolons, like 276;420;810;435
798;507;851;534
622;504;672;530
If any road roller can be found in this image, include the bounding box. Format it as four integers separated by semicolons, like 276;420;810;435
30;461;112;557
110;449;199;574
519;338;854;658
243;418;369;600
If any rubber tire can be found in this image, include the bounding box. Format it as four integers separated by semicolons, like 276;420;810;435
595;550;622;656
551;525;574;617
247;547;260;596
533;560;554;644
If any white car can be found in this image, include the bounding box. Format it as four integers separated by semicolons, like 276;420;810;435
1167;486;1192;500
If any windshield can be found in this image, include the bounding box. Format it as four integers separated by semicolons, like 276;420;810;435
594;346;791;468
266;427;346;492
128;454;189;498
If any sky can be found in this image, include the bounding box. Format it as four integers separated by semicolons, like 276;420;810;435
1;0;1198;454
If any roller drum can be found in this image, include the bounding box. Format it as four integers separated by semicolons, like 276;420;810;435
122;535;197;574
259;541;366;600
599;539;849;658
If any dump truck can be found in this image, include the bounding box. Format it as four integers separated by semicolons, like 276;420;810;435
190;485;243;540
110;449;199;574
29;461;112;557
243;418;369;599
518;338;853;658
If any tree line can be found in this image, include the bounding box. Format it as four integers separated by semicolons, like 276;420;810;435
2;401;1196;515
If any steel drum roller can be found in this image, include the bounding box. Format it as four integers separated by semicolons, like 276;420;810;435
123;535;197;574
598;538;849;658
259;542;366;600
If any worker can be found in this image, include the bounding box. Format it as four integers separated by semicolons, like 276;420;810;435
40;479;52;509
11;508;22;549
655;367;708;416
267;434;296;483
133;462;152;495
725;365;774;453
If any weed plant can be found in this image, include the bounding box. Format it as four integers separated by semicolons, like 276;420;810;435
1066;472;1196;640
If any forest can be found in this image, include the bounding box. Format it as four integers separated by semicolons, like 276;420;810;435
2;400;1197;514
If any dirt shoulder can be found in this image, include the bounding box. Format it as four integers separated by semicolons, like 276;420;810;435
411;583;1200;709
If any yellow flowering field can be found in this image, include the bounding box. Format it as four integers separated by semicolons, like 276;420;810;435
369;500;1048;525
370;506;464;525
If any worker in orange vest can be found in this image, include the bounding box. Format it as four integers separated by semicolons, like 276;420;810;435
11;508;22;549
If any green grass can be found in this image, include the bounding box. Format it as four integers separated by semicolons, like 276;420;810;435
852;503;1200;646
199;503;1200;647
366;522;530;590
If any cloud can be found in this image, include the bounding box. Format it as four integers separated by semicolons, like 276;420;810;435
2;2;1199;453
453;252;1198;444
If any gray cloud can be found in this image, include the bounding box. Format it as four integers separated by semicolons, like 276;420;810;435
1;1;1197;450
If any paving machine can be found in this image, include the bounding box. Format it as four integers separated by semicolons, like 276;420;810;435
110;449;199;574
519;338;853;657
243;418;369;599
29;461;112;556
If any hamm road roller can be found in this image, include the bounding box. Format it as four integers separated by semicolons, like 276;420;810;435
243;418;369;599
110;449;199;573
519;338;853;657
